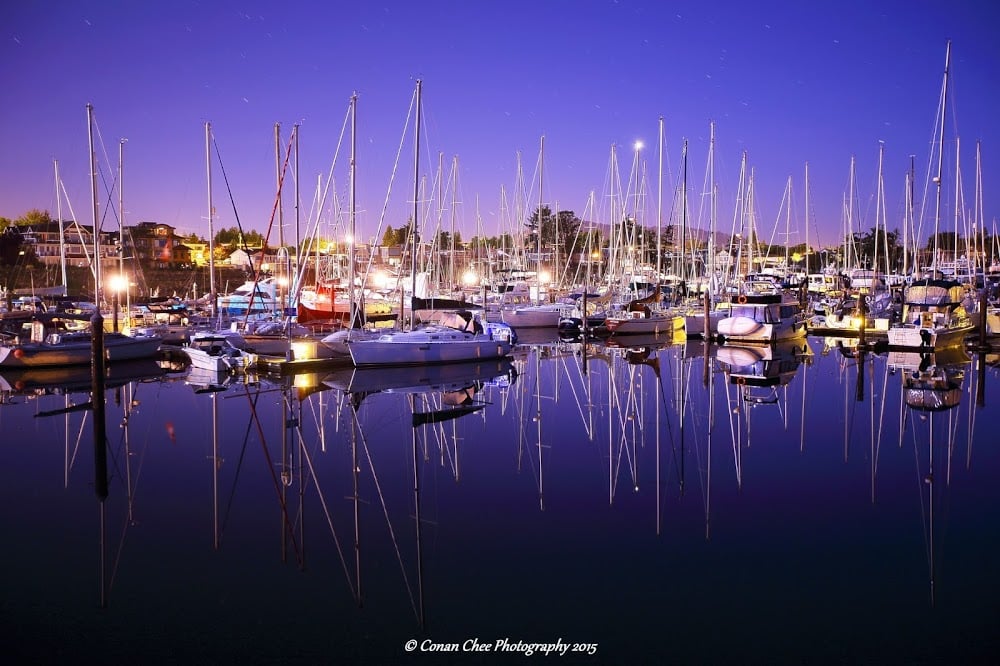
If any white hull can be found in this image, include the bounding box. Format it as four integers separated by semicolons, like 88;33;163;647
500;304;563;328
716;316;806;343
347;325;514;367
716;295;807;343
604;312;681;336
886;323;972;349
182;333;256;373
0;332;161;368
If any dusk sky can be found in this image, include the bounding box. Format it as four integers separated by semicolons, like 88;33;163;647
3;1;999;252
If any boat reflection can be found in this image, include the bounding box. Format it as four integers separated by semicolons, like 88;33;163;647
323;357;516;398
716;340;812;401
0;357;167;400
886;346;972;606
888;347;970;412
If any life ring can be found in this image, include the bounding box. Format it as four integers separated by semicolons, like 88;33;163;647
737;295;747;304
736;376;746;385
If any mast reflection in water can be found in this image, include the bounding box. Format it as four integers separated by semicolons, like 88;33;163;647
2;337;999;663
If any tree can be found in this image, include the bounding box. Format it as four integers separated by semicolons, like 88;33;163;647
381;225;397;246
214;226;265;249
526;206;581;259
16;209;52;226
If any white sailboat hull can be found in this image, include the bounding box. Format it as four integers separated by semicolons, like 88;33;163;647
346;325;514;367
0;332;161;368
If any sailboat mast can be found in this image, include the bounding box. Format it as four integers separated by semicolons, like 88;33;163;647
537;135;544;305
931;40;951;274
450;154;458;293
275;123;284;250
349;93;358;327
54;159;67;295
294;122;301;298
953;137;961;267
784;175;791;277
681;138;689;288
410;80;422;329
206;121;216;316
119;140;127;297
804;161;809;275
87;103;101;301
975;141;984;273
118;138;127;324
876;142;885;278
709;122;716;294
609;145;617;288
905;155;915;278
656;117;664;280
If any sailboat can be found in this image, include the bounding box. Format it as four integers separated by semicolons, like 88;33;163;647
343;81;515;368
887;42;974;351
0;105;162;368
499;137;565;329
603;131;682;338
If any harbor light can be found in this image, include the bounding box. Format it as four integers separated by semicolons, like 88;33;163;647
538;270;551;284
108;274;128;333
108;274;128;293
462;269;478;286
372;270;390;290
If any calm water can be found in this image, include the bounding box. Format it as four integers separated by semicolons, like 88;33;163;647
2;335;999;664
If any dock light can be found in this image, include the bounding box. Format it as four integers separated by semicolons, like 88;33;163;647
462;269;478;286
109;274;128;333
372;270;390;290
538;270;552;284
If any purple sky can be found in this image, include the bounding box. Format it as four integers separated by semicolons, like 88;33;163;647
3;1;999;251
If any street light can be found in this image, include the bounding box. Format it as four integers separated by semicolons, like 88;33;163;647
108;274;128;333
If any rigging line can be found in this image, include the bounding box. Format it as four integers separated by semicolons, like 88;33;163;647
294;406;357;602
724;374;741;488
365;90;417;292
96;165;120;235
248;126;296;326
239;383;304;566
558;352;594;440
654;351;682;488
108;444;149;593
68;410;89;479
293;98;352;298
219;403;254;543
91;116;117;229
909;410;933;573
357;406;420;622
873;356;891;492
210;131;257;283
